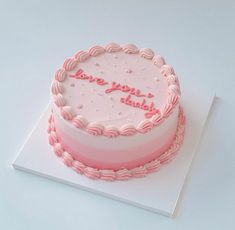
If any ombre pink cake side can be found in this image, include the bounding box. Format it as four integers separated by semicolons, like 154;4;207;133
48;43;185;180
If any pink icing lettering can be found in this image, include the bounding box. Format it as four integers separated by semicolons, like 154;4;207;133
69;69;108;86
121;85;130;92
69;69;158;118
120;94;158;118
106;82;151;98
105;82;121;93
96;78;108;85
147;93;154;98
145;108;160;118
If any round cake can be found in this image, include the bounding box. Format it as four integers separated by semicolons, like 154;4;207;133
48;43;185;181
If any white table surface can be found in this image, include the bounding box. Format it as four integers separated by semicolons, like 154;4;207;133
1;0;235;229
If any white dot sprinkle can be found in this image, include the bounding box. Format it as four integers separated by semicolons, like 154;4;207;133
126;69;133;74
77;104;83;109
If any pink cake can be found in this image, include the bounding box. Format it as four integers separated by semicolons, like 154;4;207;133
48;43;186;181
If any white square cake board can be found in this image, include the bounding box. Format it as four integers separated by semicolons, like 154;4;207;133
12;88;215;217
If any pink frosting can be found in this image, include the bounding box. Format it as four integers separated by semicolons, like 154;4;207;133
53;143;63;157
167;74;178;85
63;58;78;71
54;94;66;107
153;55;165;68
62;151;73;167
84;167;100;179
72;115;88;129
47;106;186;181
51;81;64;95
74;50;90;62
136;119;153;133
105;43;122;52
52;106;179;170
122;44;139;54
119;124;137;136
103;125;119;138
140;48;154;60
168;84;181;96
160;65;175;76
51;43;181;138
150;112;162;125
86;122;104;136
60;106;74;120
55;69;67;82
88;45;105;56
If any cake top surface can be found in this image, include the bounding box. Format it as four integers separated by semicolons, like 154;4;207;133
51;43;180;137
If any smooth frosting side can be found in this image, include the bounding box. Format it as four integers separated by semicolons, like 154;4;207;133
50;43;181;137
47;106;186;181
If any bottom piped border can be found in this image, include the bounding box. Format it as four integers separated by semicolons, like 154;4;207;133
47;107;186;181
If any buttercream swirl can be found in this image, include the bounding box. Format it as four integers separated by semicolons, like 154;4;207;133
131;166;147;178
167;74;178;85
55;68;67;82
116;169;132;180
100;170;116;181
162;103;173;118
103;125;119;138
54;94;66;107
86;122;104;136
119;124;136;136
72;160;86;174
49;131;57;145
51;81;64;95
152;55;165;68
53;143;63;157
63;58;78;71
88;45;105;56
150;113;162;126
48;114;53;123
62;151;73;167
168;84;181;96
137;120;153;133
140;48;154;60
122;44;139;54
84;167;100;179
105;43;122;52
145;160;161;173
74;50;90;62
60;106;74;120
160;64;175;77
168;94;179;107
49;121;55;132
72;115;88;129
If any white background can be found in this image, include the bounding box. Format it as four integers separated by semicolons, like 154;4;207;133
0;0;235;229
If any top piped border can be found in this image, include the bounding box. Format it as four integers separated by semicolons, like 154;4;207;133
51;43;181;137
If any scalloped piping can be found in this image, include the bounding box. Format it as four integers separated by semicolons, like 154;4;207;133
51;43;181;137
47;107;186;181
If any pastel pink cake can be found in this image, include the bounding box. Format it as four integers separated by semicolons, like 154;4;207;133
48;43;186;181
